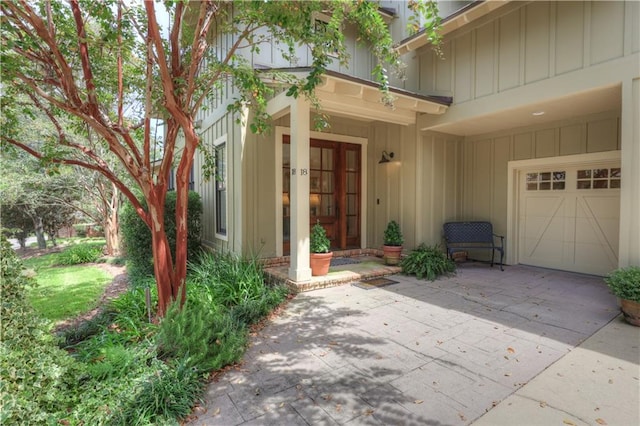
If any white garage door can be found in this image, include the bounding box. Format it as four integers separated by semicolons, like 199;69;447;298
519;163;620;276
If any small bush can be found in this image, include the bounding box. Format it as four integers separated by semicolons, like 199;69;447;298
73;224;88;238
56;243;103;265
121;191;202;284
121;359;204;425
401;244;456;280
156;300;247;373
605;266;640;302
189;251;268;306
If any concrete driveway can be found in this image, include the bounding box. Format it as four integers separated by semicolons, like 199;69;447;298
188;264;639;425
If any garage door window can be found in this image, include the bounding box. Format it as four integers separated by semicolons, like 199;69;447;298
577;168;621;189
526;171;566;191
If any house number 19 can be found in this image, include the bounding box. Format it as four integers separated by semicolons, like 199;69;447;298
291;168;308;175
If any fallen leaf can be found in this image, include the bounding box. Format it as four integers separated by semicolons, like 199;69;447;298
563;420;577;425
322;394;333;401
539;401;547;408
608;379;614;384
213;407;221;416
507;347;515;354
414;400;424;404
595;418;608;425
504;372;512;377
279;402;285;408
364;409;375;416
459;413;467;421
335;404;342;413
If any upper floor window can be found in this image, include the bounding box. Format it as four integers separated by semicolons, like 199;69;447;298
313;13;339;56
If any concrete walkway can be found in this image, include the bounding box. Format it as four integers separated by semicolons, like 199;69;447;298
188;264;640;425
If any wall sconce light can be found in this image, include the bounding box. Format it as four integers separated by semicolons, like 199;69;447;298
378;150;394;164
309;193;321;207
282;192;290;206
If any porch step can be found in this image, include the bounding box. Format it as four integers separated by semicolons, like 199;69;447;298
264;254;401;292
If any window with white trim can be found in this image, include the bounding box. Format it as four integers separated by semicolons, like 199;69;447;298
577;167;621;189
214;138;227;237
526;171;566;191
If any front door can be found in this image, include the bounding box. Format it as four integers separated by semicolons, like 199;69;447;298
283;136;361;254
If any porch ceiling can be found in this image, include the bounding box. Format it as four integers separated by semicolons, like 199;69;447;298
263;68;450;126
423;84;621;137
315;73;449;126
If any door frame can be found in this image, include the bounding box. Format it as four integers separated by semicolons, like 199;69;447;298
506;150;621;267
275;126;368;257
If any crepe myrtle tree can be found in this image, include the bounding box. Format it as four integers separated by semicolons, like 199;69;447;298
0;0;440;316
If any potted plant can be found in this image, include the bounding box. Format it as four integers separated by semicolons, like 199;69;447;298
604;266;640;326
310;222;332;276
382;220;403;265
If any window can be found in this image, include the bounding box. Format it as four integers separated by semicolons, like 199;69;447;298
577;167;620;189
313;13;339;56
526;171;566;191
215;138;227;237
167;167;193;191
168;167;175;191
188;165;195;190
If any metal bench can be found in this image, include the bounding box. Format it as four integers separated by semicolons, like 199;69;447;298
443;221;504;270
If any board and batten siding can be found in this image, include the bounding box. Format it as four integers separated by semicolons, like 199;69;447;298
412;0;640;99
460;110;620;247
195;111;243;254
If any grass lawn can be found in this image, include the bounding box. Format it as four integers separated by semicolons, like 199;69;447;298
23;251;112;322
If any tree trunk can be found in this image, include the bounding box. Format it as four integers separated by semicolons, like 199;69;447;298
104;185;120;256
173;132;197;308
147;200;179;316
35;217;46;249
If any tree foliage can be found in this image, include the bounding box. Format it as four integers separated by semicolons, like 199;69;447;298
1;0;440;315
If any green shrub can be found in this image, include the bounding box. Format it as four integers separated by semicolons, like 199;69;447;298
156;300;247;372
121;191;202;284
310;222;331;253
56;242;103;265
121;358;204;425
605;266;640;302
73;224;88;238
229;285;289;325
383;220;404;246
189;251;274;306
401;244;456;280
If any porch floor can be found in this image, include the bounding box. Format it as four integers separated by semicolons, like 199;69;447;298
264;250;401;292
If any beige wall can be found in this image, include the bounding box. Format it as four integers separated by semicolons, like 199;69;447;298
413;1;639;100
460;111;620;256
194;112;244;253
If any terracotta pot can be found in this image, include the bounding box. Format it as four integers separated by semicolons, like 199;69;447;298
310;252;333;276
383;245;402;266
620;299;640;326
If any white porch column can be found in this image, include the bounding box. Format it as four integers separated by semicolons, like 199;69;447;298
288;97;312;281
619;77;640;267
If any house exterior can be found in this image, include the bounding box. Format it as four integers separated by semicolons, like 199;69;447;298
189;1;640;284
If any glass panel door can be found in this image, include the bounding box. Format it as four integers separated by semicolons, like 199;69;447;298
282;137;360;254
